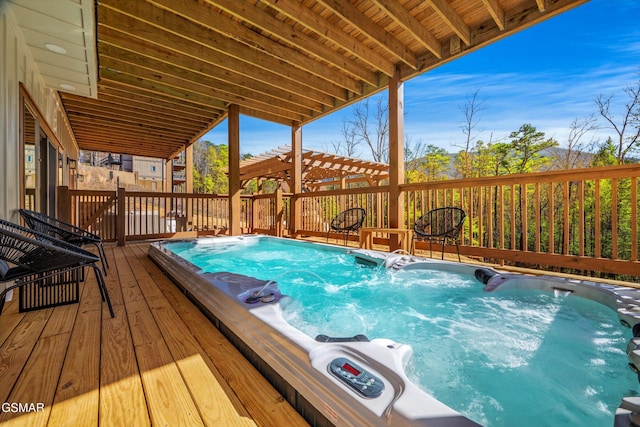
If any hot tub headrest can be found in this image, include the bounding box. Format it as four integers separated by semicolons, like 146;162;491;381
474;268;498;285
316;334;370;343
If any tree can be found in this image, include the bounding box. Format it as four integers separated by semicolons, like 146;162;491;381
420;145;450;181
456;89;487;178
549;115;598;170
348;96;389;163
591;137;618;167
191;140;229;194
329;120;360;157
595;75;640;164
506;124;558;174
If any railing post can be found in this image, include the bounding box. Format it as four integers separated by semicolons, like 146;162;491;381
117;187;126;246
250;194;257;234
275;188;283;237
57;186;71;222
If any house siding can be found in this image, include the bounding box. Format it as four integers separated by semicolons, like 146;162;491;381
0;3;78;221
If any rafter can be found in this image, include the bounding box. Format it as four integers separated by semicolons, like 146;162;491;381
154;0;377;87
55;0;589;159
479;0;506;30
99;34;324;116
99;2;345;105
370;0;442;58
99;51;309;122
314;0;418;69
425;0;472;46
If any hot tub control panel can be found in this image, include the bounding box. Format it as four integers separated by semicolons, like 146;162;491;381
329;357;384;398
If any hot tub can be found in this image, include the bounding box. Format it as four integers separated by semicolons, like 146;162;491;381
149;235;640;427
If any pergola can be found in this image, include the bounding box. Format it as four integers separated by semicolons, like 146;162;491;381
9;0;589;242
239;146;389;191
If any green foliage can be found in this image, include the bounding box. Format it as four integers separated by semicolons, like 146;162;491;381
407;144;449;182
506;124;558;174
192;140;229;194
591;137;618;167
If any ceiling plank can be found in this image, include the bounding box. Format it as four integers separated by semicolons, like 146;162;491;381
99;33;325;115
62;100;200;133
425;0;472;46
370;0;442;58
479;0;506;30
96;84;222;119
147;0;376;88
260;0;397;76
99;54;308;122
98;2;344;106
85;92;214;125
314;0;418;69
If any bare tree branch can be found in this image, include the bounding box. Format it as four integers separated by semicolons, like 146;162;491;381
595;75;640;163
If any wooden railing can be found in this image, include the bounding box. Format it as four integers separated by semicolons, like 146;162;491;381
59;164;639;278
63;189;253;243
400;164;639;277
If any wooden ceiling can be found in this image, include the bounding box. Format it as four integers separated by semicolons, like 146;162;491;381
58;0;588;159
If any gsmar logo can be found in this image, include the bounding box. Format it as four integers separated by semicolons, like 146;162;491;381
1;402;45;413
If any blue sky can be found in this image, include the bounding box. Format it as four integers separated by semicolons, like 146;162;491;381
204;0;640;159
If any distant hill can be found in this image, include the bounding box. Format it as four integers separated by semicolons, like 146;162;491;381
416;147;637;179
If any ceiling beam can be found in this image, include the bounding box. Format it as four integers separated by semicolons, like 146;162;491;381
99;3;344;106
479;0;506;30
96;83;222;119
314;0;418;69
425;0;472;46
148;0;376;88
370;0;442;58
98;33;325;115
99;55;307;122
261;0;397;76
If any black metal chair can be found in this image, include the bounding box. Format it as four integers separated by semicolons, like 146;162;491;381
19;209;109;275
326;207;366;246
411;207;466;261
0;219;114;317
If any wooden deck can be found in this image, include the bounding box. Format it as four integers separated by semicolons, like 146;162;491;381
0;243;308;427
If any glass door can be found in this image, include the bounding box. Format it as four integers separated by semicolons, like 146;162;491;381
23;103;37;210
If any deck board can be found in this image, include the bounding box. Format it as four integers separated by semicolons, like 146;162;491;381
0;243;308;427
129;244;307;427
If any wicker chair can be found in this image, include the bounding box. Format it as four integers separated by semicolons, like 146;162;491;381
326;207;366;246
19;209;109;275
411;207;466;261
0;219;114;317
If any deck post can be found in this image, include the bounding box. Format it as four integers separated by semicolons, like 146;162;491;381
117;187;126;246
290;123;302;237
228;104;241;235
57;186;71;222
388;66;405;251
275;188;283;237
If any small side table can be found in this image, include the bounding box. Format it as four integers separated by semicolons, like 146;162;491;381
359;228;413;253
